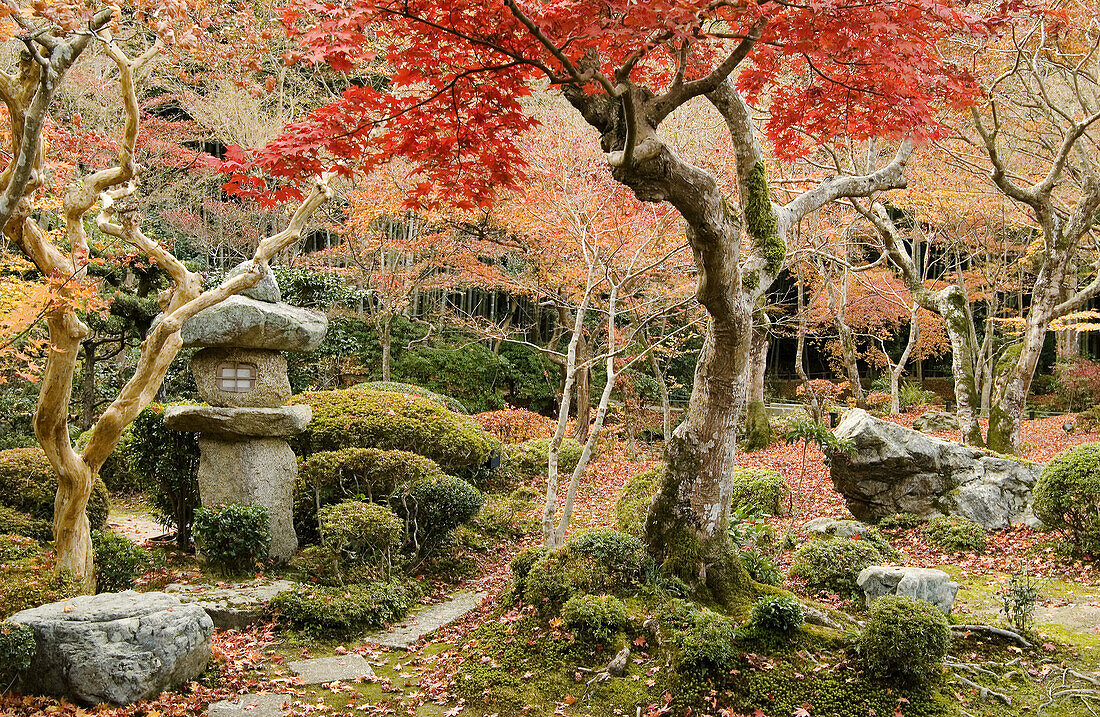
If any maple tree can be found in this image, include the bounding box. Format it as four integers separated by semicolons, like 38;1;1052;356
0;1;333;584
227;0;999;600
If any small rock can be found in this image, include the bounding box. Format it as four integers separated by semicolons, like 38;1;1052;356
166;580;296;629
857;565;959;614
913;410;960;433
164;405;312;439
288;654;374;684
802;517;871;539
9;591;213;706
208;693;293;717
179;295;328;353
225;261;281;303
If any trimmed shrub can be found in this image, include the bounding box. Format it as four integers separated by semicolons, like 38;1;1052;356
392;342;506;414
922;516;986;553
521;549;612;610
1034;442;1100;554
877;513;924;530
359;381;468;414
561;593;627;644
730;467;789;515
268;581;413;634
92;530;149;593
502;437;583;481
296;448;445;540
567;530;651;587
0;621;35;683
0;447;109;533
749;594;805;636
403;474;485;550
860;594;949;684
320;501;402;563
0;505;52;541
289;545;344;587
130;404;199;546
473;488;538;537
0;534;37;562
790;537;884;598
192;503;271;574
472;408;555;444
510;545;549;597
0;541;82;618
673;610;739;673
615;465;661;538
292;388;501;475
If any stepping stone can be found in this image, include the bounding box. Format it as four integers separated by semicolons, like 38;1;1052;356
287;653;374;684
208;693;294;717
369;591;487;649
166;580;296;629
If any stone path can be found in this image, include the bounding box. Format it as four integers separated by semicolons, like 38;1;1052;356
368;591;487;649
1036;601;1100;635
208;693;295;717
166;579;296;629
288;653;374;684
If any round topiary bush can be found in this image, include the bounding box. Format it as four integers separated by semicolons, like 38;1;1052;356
501;437;584;481
860;594;949;684
561;593;627;644
567;529;651;586
1034;442;1100;554
403;474;485;550
319;501;403;563
0;447;110;535
192;503;271;574
730;467;789;515
749;594;805;636
291;388;501;476
0;505;52;542
790;537;884;597
922;515;986;553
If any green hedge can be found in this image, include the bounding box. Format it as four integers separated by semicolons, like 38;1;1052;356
502;437;584;481
268;581;414;635
922;516;986;553
860;594;949;684
0;537;82;618
0;447;109;536
790;537;883;598
1034;442;1100;554
292;388;501;476
358;381;468;413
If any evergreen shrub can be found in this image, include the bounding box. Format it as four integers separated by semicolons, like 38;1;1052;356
0;539;82;618
130;404;199;546
0;622;35;684
561;593;627;644
359;381;468;413
790;537;883;597
319;501;402;563
268;581;413;634
0;447;109;534
921;516;986;553
1034;442;1100;554
92;530;149;593
291;388;500;475
749;594;804;636
0;506;51;542
192;503;271;574
568;529;651;586
859;594;949;684
502;437;584;481
730;467;789;515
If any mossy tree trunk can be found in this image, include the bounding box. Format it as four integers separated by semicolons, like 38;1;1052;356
561;77;914;607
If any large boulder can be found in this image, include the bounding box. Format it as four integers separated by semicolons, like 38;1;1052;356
179;295;327;352
8;591;213;706
858;565;959;614
829;409;1042;529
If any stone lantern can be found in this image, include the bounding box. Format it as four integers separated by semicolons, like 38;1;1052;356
164;263;327;559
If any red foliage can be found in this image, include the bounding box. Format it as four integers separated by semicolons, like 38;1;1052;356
224;0;1000;207
472;408;556;444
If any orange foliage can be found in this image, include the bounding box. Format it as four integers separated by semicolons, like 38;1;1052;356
472;408;556;444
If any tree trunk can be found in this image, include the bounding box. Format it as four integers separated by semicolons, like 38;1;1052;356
381;317;392;382
80;340;97;431
573;333;591;443
649;350;672;448
747;318;768;403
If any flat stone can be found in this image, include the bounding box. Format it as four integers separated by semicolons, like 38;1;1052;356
226;261;281;303
802;517;872;539
165;405;312;439
830;409;1043;529
166;580;296;630
287;653;374;684
191;348;291;408
857;565;959;614
9;591;213;706
369;591;486;649
207;693;294;717
913;410;960;433
179;295;328;352
197;437;299;559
